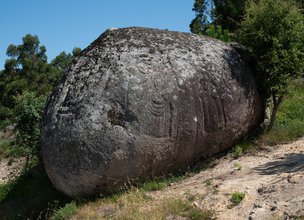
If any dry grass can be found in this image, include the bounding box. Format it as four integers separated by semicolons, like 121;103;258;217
71;188;216;220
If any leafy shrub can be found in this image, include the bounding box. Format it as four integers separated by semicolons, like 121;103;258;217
12;91;46;164
231;192;245;205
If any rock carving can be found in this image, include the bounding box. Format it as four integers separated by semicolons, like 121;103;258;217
41;27;264;197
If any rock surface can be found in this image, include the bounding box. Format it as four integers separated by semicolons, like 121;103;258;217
41;27;263;197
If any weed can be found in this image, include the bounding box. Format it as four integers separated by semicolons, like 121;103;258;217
233;163;242;170
231;192;245;205
204;178;213;186
141;180;168;191
233;145;243;158
185;191;196;202
141;174;184;192
51;201;78;220
168;199;216;220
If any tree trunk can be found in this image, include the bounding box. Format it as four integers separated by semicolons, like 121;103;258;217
268;95;283;130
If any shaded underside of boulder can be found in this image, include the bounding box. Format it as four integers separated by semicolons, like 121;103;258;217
41;27;264;197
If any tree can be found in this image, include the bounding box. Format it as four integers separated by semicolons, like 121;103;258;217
189;0;238;41
213;0;246;32
0;34;81;122
236;0;304;129
51;47;81;72
0;34;60;119
190;0;210;34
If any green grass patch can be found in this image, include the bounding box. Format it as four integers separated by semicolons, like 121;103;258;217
140;174;184;191
51;201;78;220
231;192;245;205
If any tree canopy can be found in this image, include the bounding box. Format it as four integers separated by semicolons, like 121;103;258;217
189;0;246;40
0;34;80;123
236;0;304;129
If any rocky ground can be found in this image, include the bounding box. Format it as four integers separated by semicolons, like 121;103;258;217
150;137;304;220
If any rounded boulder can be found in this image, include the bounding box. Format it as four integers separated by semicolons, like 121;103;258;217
41;27;264;197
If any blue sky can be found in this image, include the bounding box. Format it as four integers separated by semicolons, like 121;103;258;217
0;0;194;68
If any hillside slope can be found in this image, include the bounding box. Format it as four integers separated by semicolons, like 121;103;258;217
73;138;304;220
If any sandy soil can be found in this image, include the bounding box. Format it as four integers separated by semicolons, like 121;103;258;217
150;137;304;220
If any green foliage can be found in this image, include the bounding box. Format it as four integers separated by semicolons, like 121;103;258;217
259;80;304;144
205;25;231;42
0;34;81;123
231;191;245;204
141;174;184;191
190;0;211;34
233;145;243;158
236;0;304;128
51;202;78;220
0;183;12;202
213;0;246;32
0;140;11;160
51;47;81;72
0;34;59;121
12;92;46;160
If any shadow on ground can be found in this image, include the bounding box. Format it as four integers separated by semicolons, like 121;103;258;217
255;153;304;175
0;164;70;220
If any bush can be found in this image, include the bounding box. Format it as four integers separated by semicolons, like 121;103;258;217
12;91;46;164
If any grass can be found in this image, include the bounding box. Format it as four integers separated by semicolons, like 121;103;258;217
230;192;245;205
204;178;213;186
72;188;216;220
51;201;78;220
140;174;184;191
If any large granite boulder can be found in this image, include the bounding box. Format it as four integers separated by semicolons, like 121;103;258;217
41;27;263;197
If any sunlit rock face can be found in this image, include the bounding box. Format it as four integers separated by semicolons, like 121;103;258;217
41;27;263;197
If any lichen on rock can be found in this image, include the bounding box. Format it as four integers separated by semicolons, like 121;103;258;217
41;27;264;197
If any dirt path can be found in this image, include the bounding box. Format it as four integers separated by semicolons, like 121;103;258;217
150;138;304;219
